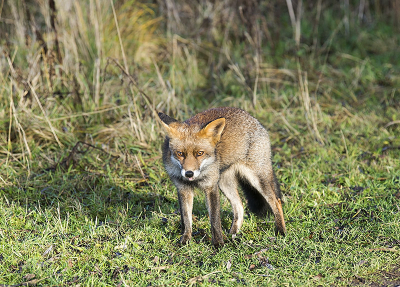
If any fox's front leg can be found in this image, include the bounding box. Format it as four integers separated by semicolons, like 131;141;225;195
218;167;244;238
177;186;194;244
204;186;224;246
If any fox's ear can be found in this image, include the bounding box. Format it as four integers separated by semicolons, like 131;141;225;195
198;118;226;144
158;112;178;125
158;112;180;138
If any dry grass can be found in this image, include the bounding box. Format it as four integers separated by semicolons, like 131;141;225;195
1;0;399;153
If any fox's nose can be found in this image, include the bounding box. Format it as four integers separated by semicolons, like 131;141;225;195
185;170;194;178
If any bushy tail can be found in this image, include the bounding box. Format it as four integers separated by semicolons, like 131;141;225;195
238;171;282;216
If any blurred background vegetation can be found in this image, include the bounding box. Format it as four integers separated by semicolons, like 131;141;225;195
0;0;399;174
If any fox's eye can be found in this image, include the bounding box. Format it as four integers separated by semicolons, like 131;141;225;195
176;151;184;157
196;151;204;157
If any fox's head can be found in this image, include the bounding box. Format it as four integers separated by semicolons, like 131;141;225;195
158;112;225;181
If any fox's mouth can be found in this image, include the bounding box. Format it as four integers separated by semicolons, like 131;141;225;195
181;169;200;181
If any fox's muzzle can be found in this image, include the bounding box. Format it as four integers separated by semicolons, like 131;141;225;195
180;168;199;181
185;170;194;178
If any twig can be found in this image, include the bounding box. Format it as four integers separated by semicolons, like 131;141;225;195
134;155;146;180
385;120;400;128
187;271;221;285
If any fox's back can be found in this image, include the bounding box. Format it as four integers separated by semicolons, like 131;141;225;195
185;107;271;168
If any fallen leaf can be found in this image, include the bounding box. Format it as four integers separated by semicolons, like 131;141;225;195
187;275;203;285
16;277;47;286
25;279;43;285
94;264;102;276
187;271;221;285
262;262;274;270
357;260;368;266
42;245;53;256
313;273;323;280
226;259;232;271
151;266;169;271
23;274;35;281
368;247;398;252
253;249;269;258
46;255;60;263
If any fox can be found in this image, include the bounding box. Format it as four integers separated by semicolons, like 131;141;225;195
158;107;286;246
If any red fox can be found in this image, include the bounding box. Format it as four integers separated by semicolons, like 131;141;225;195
158;107;286;246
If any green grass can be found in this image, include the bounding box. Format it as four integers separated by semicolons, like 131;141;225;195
1;0;400;286
1;143;399;286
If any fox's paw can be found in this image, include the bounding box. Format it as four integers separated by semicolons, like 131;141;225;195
275;224;286;236
180;234;192;245
274;217;287;236
212;239;224;248
231;233;237;240
228;229;239;240
228;226;240;237
211;235;224;248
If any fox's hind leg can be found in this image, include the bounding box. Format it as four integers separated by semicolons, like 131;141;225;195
219;167;244;238
258;172;286;235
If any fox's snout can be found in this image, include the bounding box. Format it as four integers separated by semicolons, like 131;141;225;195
185;170;194;178
180;167;200;181
175;153;215;181
183;169;196;181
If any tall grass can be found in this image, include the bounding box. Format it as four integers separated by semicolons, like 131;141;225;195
1;0;399;148
1;1;164;170
0;0;399;184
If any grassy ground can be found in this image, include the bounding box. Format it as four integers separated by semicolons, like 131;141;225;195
1;0;400;286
